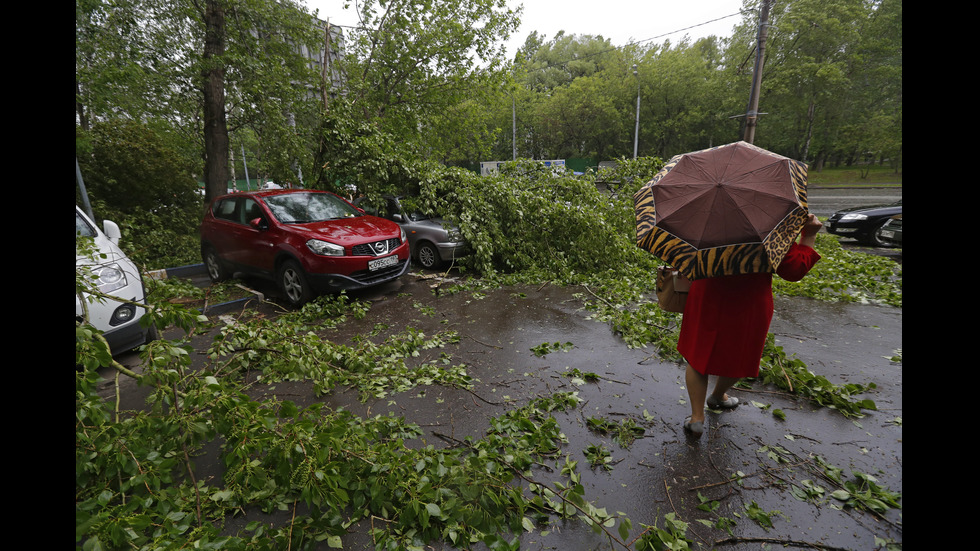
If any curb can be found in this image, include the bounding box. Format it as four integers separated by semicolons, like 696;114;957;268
145;263;265;315
145;263;208;281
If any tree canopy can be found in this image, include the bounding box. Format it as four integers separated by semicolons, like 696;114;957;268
76;0;901;216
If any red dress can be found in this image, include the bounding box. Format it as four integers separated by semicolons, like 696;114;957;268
677;243;821;378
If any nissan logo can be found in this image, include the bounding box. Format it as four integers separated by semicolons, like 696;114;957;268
371;240;389;255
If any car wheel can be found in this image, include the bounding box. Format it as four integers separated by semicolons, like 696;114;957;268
278;259;313;307
416;241;441;269
144;321;159;345
867;221;891;247
204;246;229;282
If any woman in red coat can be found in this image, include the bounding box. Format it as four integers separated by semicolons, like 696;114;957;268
678;214;823;436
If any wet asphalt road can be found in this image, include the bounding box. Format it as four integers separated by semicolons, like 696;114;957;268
104;185;902;550
806;185;901;218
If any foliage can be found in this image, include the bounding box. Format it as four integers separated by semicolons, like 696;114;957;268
311;100;423;196
808;166;902;184
414;157;663;278
740;0;903;168
531;341;573;358
76;0;325;203
335;0;519;162
633;513;695;551
772;233;902;308
77;1;902;546
743;501;786;531
77;0;901;199
491;0;901;168
77;291;604;550
763;447;902;517
75;0;193;127
76;120;200;215
827;469;903;515
207;306;471;401
75;118;205;271
77;173;902;549
586;416;645;449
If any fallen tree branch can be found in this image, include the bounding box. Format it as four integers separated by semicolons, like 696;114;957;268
713;536;854;550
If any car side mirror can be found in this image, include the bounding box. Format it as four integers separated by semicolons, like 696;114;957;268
392;213;403;222
248;217;268;230
103;220;122;245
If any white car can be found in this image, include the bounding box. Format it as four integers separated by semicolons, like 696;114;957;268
76;206;155;354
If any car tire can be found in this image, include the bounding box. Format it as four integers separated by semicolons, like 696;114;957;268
278;259;314;307
867;221;891;247
416;241;441;269
144;321;159;345
204;246;229;282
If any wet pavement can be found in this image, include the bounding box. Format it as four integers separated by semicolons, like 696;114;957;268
107;266;902;550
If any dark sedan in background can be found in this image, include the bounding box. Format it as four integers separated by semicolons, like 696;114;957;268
824;200;902;246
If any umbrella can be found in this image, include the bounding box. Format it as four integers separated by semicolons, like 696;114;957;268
634;141;809;280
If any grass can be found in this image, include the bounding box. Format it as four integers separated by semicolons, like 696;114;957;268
807;165;902;186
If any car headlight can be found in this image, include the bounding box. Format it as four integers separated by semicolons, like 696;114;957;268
306;239;344;256
93;263;129;294
400;227;407;243
840;213;868;221
447;228;462;241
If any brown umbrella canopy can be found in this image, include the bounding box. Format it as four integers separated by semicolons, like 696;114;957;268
634;141;809;280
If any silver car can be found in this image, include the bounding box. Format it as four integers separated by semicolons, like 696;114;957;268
355;195;467;269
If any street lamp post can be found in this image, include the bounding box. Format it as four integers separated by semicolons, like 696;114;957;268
633;64;640;159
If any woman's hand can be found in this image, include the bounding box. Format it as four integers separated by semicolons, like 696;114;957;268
799;213;822;248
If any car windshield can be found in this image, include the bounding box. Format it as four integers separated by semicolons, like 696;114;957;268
263;192;361;224
76;210;96;238
394;198;431;221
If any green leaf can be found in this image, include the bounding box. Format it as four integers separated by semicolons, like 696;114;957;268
425;502;443;518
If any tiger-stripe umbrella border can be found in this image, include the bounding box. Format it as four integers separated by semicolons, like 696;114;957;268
633;142;808;280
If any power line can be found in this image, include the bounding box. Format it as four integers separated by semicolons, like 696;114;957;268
517;10;750;76
326;10;750;52
632;11;747;46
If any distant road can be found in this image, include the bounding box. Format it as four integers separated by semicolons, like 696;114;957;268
807;186;901;218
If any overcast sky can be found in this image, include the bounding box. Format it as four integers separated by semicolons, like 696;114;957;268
304;0;749;57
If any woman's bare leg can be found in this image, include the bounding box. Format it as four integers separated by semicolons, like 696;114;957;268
685;364;708;424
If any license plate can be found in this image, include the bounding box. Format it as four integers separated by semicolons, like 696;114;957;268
368;255;398;271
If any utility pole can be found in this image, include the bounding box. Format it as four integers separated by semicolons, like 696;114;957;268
743;0;772;144
633;64;641;159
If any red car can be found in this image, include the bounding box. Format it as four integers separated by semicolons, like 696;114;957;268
200;189;410;306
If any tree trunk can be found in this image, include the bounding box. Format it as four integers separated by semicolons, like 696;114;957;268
202;0;229;208
801;101;815;163
76;80;89;131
